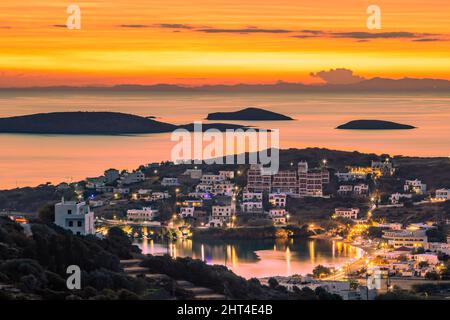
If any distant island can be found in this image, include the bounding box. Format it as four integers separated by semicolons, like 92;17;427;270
206;107;293;121
0;112;256;135
336;120;416;130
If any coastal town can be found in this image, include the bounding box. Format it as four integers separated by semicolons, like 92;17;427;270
2;148;449;300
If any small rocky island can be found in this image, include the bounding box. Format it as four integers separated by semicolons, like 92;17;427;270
0;111;255;135
206;107;293;121
336;120;416;130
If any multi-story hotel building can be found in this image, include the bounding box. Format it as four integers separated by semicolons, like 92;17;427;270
127;207;158;222
298;161;329;197
247;164;272;193
272;170;298;195
382;229;428;248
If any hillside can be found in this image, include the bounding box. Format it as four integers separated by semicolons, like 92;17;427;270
0;217;339;300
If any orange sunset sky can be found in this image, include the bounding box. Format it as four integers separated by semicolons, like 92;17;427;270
0;0;449;87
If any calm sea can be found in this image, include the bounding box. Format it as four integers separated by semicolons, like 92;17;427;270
135;238;364;279
0;92;449;189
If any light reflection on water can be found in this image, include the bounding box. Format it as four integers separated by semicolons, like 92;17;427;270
135;238;363;279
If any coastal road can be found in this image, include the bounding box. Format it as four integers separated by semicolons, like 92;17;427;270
322;251;372;281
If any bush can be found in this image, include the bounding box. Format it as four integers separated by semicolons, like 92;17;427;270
312;265;332;278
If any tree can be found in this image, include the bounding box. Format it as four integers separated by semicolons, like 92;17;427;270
425;271;440;280
38;204;55;223
312;265;332;278
268;278;279;289
412;247;425;254
426;227;447;243
368;226;384;239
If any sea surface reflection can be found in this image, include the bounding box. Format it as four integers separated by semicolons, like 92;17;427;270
136;238;363;279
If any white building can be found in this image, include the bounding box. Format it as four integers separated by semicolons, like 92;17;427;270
426;242;450;255
241;201;263;213
180;207;195;218
208;217;226;228
337;185;353;196
411;253;440;265
335;171;367;182
374;223;403;230
334;208;359;220
54;199;95;235
127;207;157;222
120;171;145;185
208;205;234;227
219;170;235;180
404;179;427;194
183;169;203;180
371;159;395;176
242;192;263;201
390;192;413;204
212;181;234;196
382;229;428;248
353;184;369;196
201;174;224;185
134;189;152;200
269;193;287;207
151;192;170;201
435;188;450;200
268;208;287;224
181;199;203;207
188;192;210;199
195;183;213;193
113;188;130;195
211;205;233;219
89;200;104;208
86;176;106;189
161;177;179;186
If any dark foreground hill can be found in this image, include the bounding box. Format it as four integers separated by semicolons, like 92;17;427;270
336;120;415;130
206;107;293;121
0;217;341;300
0;112;254;135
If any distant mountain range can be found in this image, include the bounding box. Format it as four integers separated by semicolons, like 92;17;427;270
1;77;450;93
